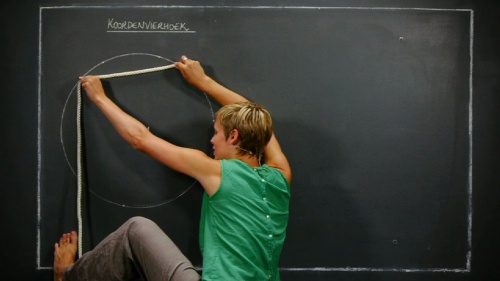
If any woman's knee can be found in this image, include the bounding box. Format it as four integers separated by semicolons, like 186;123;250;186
127;216;165;240
127;216;154;226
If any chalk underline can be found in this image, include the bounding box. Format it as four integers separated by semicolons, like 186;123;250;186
107;30;196;33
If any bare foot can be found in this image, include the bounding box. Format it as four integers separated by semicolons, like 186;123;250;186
54;231;78;281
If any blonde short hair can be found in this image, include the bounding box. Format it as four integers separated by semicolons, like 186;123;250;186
215;101;273;157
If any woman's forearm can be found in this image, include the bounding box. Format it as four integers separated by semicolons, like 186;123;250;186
198;76;248;106
80;75;151;150
176;56;248;106
93;94;150;150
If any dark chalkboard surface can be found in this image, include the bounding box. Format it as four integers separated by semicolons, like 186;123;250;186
37;5;472;273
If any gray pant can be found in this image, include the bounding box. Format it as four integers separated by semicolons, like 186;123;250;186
63;216;200;281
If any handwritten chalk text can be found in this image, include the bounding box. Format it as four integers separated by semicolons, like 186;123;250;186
107;18;194;33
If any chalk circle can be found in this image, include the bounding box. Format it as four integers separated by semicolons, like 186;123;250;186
61;53;215;208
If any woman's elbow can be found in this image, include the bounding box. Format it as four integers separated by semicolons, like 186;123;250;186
129;130;151;151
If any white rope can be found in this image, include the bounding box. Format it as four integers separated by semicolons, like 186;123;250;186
76;81;83;258
97;64;176;79
76;63;176;258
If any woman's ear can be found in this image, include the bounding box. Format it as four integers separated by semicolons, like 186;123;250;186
229;129;240;145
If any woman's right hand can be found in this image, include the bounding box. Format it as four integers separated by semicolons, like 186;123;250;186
175;55;211;90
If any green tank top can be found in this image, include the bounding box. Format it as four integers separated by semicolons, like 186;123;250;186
199;159;290;280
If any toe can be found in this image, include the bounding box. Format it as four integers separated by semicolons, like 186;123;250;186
70;231;78;244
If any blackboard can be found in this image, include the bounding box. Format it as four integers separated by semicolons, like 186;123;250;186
35;4;473;276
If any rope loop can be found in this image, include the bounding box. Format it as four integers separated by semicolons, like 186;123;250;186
76;63;176;257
